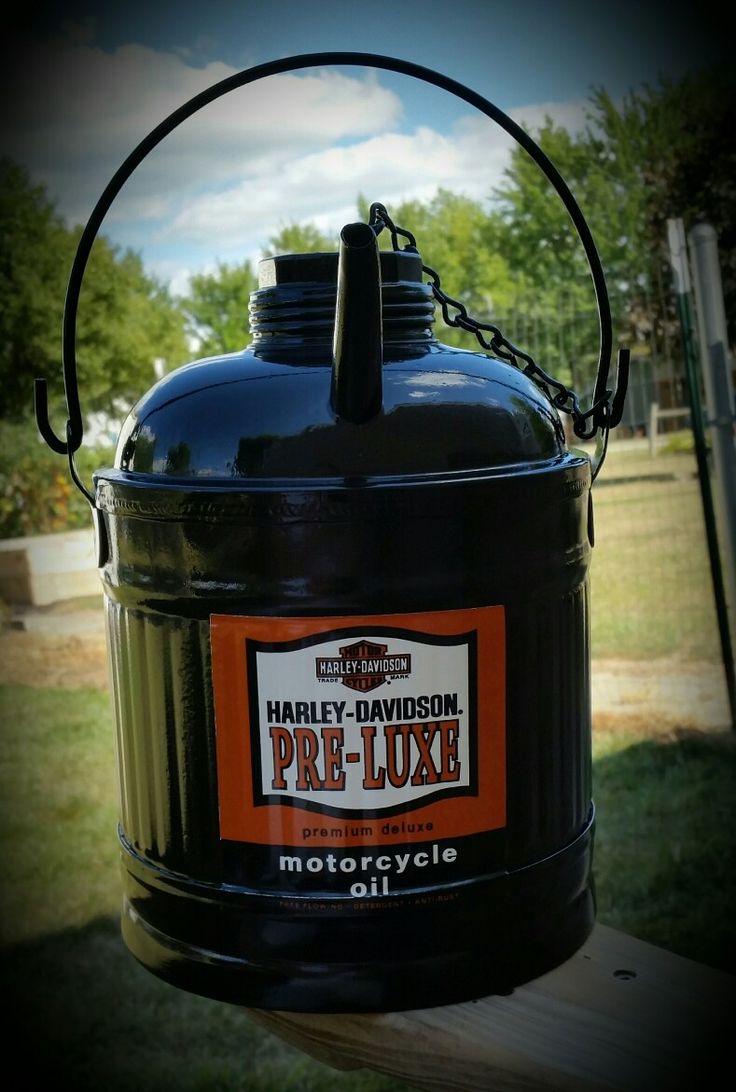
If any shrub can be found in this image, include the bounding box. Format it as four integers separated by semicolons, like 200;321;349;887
0;420;114;539
659;430;696;455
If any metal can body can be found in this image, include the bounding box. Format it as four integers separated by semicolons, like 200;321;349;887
97;453;593;1012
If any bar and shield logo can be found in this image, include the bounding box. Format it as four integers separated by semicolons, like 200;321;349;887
314;639;412;692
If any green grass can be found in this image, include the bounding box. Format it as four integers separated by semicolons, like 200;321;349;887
593;724;736;972
590;442;721;660
0;687;119;944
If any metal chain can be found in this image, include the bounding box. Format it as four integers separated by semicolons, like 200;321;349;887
368;202;612;442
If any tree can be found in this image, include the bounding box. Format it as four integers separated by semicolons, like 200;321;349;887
179;224;336;357
182;260;257;357
358;191;515;353
0;159;189;536
590;68;736;346
267;222;335;255
0;159;188;425
489;66;736;394
489;119;636;390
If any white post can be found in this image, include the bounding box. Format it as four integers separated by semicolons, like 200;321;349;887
649;402;659;457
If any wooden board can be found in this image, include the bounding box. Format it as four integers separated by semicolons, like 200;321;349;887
0;530;99;605
248;924;734;1090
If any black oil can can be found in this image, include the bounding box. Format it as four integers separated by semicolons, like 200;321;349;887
34;52;628;1013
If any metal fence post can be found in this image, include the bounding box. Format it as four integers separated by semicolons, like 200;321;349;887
688;224;736;624
667;218;735;729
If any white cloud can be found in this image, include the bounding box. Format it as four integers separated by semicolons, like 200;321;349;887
511;100;592;135
144;260;199;299
160;122;514;257
3;34;403;227
157;102;589;261
3;31;592;284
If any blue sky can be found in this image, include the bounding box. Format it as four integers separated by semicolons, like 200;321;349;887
3;1;724;292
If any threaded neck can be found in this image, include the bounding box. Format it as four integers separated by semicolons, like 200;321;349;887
249;250;435;351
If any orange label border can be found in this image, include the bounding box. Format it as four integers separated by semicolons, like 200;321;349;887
210;607;506;847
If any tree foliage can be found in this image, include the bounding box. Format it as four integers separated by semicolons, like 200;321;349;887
482;65;735;387
267;222;335;255
0;419;113;538
0;159;188;425
179;224;335;358
360;190;515;337
489;117;634;387
182;260;257;357
589;70;736;344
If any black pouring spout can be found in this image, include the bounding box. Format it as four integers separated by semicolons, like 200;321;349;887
330;221;383;424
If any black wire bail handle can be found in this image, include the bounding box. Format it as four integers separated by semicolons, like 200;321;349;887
35;51;629;494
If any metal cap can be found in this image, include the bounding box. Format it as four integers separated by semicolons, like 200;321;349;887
258;249;424;288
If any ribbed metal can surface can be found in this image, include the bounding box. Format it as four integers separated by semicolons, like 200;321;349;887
97;451;594;1012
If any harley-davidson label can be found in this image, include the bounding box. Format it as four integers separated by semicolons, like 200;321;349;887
211;607;506;872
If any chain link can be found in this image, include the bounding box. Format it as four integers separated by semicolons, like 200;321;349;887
368;202;612;442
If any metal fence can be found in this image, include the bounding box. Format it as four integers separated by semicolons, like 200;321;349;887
488;274;733;729
590;436;721;662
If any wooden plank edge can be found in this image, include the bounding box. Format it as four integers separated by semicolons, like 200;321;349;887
246;924;735;1091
